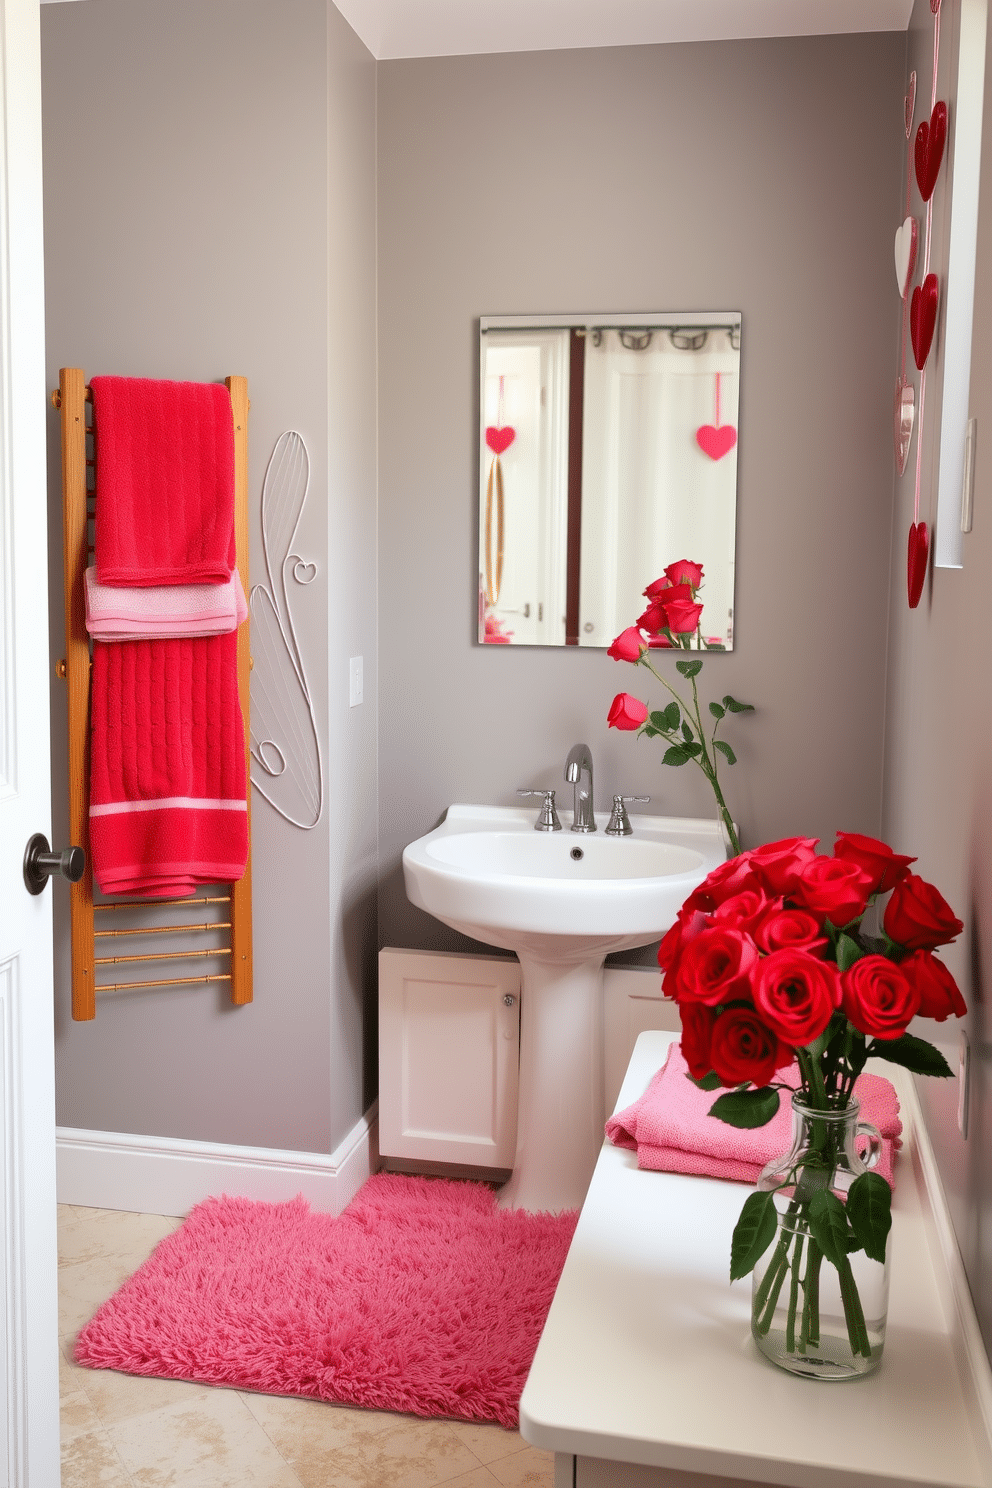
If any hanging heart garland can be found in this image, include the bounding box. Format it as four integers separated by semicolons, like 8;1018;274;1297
894;217;918;299
915;101;947;202
910;274;939;369
485;425;516;456
696;371;737;461
907;520;929;608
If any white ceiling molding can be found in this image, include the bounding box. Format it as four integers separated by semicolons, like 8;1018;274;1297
330;0;913;62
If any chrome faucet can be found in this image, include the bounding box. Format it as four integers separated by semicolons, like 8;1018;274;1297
564;743;596;832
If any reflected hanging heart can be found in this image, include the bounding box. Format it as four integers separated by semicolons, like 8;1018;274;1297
915;102;947;202
904;71;917;138
907;521;929;609
894;217;918;300
910;274;939;369
696;424;737;461
894;378;915;476
485;425;516;455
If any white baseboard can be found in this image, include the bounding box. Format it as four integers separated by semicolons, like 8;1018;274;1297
56;1102;379;1218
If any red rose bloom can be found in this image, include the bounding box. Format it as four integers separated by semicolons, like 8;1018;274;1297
752;949;841;1044
883;872;964;950
712;890;777;935
684;855;760;911
663;559;704;590
754;907;827;957
637;599;670;632
900;950;967;1021
647;634;675;649
675;926;758;1006
680;1002;717;1080
607;693;648;731
834;832;916;895
643;575;673;599
748;837;820;896
657;908;707;994
663;598;704;634
710;1006;789;1088
842;955;920;1040
793;855;872;927
607;626;647;663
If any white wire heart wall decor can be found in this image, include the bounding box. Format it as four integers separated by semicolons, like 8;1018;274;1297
249;430;324;829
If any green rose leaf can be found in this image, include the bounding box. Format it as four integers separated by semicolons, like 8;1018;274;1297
722;695;755;713
681;721;694;743
708;1085;780;1128
847;1172;892;1264
713;739;737;765
662;746;690;767
709;701;726;720
663;701;681;730
676;659;703;679
836;933;866;972
683;741;702;757
866;1033;953;1078
649;711;672;733
689;1070;722;1091
730;1190;778;1281
643;726;660;738
808;1190;856;1268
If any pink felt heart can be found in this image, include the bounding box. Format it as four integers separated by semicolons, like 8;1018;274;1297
910;273;939;369
894;216;918;300
905;71;917;138
485;425;516;456
915;101;947;202
908;521;929;609
894;377;915;476
696;424;738;461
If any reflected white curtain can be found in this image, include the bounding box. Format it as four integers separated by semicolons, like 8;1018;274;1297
579;328;739;648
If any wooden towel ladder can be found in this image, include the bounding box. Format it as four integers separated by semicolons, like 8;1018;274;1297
54;367;254;1020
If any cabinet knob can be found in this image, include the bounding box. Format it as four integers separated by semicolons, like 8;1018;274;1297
503;994;517;1007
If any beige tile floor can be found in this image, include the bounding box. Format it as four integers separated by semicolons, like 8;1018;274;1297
59;1204;556;1488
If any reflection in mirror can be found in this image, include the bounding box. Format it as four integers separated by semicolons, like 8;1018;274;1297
478;313;741;649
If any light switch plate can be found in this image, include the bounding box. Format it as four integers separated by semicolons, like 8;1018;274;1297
349;656;363;707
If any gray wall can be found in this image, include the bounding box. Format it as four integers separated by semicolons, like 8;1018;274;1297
41;0;378;1153
883;0;992;1359
375;35;905;958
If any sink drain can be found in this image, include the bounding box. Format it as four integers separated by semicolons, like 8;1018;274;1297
570;847;584;861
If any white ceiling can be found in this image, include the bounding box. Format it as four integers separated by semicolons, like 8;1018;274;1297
328;0;914;61
38;0;915;58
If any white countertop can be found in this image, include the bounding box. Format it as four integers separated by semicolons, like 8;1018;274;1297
520;1031;992;1488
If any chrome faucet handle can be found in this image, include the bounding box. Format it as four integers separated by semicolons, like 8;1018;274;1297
605;794;650;837
516;789;562;832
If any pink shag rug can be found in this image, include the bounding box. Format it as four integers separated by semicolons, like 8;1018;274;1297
74;1173;577;1429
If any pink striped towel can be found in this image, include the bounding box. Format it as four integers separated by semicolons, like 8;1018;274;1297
85;565;247;640
606;1044;902;1188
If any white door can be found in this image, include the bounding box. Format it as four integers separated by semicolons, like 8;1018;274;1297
0;1;62;1484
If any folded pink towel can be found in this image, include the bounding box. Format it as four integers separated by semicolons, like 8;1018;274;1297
606;1044;902;1188
84;565;247;640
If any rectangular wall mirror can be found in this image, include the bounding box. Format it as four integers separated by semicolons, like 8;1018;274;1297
478;312;741;649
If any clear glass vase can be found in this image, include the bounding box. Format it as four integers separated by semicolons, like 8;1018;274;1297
750;1095;889;1380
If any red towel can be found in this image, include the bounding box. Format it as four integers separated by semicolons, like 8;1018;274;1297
606;1044;902;1188
88;634;249;898
91;377;236;587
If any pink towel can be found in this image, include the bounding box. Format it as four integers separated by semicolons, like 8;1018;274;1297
606;1045;902;1188
91;376;236;587
88;634;249;898
85;565;248;640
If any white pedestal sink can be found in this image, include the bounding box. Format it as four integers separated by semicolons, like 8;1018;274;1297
402;805;727;1213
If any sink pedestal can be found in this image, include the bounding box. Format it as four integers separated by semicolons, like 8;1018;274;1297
498;954;605;1213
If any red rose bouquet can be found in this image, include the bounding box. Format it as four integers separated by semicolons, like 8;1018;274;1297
662;831;964;1376
606;561;753;855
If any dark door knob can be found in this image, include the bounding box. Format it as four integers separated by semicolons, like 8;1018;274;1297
23;833;85;895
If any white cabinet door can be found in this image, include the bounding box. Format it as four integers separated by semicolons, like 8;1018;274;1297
379;949;520;1170
603;966;680;1113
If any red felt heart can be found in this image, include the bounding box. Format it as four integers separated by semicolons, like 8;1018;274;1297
910;273;939;370
485;425;516;456
907;521;929;608
915;101;947;202
696;424;738;461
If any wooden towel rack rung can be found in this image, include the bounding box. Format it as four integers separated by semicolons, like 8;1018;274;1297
56;366;254;1020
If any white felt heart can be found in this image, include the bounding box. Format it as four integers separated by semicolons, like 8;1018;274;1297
894;216;918;300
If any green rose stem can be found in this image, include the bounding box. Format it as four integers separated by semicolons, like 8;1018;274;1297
800;1240;823;1350
637;656;742;856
